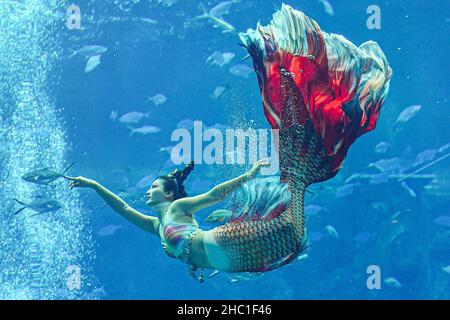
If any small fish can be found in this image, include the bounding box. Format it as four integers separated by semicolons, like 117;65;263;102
394;105;421;127
69;45;107;58
176;118;195;130
390;211;403;221
442;266;450;274
147;94;167;106
296;253;308;261
304;205;324;217
325;225;339;238
318;0;334;16
374;142;390;154
383;277;402;288
401;181;416;198
118;111;150;124
22;162;75;185
205;209;233;223
433;215;450;227
84;54;101;73
97;224;123;237
13;197;62;216
128;125;162;136
206;51;235;67
209;0;240;18
413;149;437;167
210;85;228;100
227;272;262;283
335;183;355;197
156;144;174;155
368;157;406;173
152;0;178;7
196;3;236;33
208;270;220;278
438;143;450;153
110;110;118;121
229;64;253;78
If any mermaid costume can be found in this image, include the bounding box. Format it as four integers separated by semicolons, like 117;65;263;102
210;4;392;273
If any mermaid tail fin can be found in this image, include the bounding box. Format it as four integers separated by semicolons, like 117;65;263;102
240;4;392;183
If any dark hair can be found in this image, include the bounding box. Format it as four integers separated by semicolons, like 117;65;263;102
157;161;194;200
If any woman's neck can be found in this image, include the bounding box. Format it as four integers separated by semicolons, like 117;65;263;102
154;201;171;220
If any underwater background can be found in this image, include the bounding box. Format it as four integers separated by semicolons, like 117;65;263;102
0;0;449;299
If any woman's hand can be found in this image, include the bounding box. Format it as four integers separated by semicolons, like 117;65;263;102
246;158;271;180
65;176;98;189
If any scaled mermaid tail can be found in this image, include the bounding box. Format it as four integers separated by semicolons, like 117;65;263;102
212;4;392;273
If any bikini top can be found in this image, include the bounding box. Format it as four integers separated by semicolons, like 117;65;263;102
159;210;199;261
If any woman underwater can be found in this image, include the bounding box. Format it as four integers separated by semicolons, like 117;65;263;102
66;4;392;281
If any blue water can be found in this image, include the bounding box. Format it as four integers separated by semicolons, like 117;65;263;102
0;0;449;299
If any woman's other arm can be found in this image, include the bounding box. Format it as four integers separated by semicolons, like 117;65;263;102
172;159;270;214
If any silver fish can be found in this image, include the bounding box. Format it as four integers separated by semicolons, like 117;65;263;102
368;157;406;173
335;183;355;197
110;110;119;121
433;215;450;227
210;86;228;100
69;45;107;58
22;162;75;185
196;3;236;33
13;197;63;216
229;64;253;78
118;111;150;124
156;144;174;154
296;253;308;261
209;0;240;18
413;149;437;167
227;272;262;283
84;54;101;73
304;205;324;217
374;142;390;154
97;224;123;237
383;277;402;288
152;0;178;7
147;94;167;106
128;125;162;136
176;118;195;130
208;270;220;278
395;105;421;125
318;0;334;16
325;225;339;238
206;51;235;67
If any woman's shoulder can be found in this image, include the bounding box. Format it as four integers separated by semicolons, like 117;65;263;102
165;201;193;220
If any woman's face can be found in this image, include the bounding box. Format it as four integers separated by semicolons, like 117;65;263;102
145;179;173;207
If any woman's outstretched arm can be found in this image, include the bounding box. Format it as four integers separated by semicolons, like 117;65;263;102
65;176;160;236
172;159;270;214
